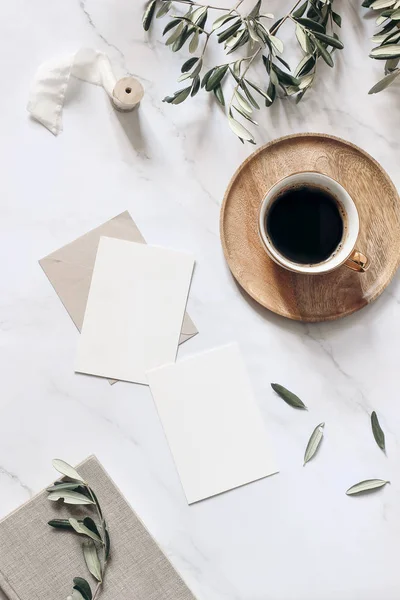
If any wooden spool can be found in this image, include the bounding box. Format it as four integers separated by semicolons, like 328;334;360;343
112;77;144;112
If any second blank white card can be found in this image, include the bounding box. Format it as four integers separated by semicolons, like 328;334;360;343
75;237;194;384
147;343;278;504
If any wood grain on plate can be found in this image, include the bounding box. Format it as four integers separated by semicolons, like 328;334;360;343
220;133;400;322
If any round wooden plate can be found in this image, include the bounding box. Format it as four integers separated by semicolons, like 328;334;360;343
220;133;400;322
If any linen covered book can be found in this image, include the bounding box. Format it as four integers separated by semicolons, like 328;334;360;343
0;456;197;600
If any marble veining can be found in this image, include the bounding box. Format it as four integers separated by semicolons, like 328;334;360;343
1;0;400;599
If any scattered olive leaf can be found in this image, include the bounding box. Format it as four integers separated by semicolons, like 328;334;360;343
371;411;386;451
271;383;307;409
346;479;390;495
304;423;325;466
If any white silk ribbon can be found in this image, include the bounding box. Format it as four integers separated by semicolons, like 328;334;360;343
27;48;131;135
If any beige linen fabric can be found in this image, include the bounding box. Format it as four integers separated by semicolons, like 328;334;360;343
0;456;197;600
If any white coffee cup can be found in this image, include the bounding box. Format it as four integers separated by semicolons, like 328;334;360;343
258;172;369;275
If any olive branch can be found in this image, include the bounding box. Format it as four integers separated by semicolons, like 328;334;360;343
143;0;343;143
363;0;400;93
46;460;110;600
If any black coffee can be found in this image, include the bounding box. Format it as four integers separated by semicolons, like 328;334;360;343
266;185;344;265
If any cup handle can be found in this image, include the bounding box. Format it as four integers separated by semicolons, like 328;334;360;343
344;250;370;273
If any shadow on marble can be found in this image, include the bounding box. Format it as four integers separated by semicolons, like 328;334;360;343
182;92;225;149
228;263;400;336
115;108;149;159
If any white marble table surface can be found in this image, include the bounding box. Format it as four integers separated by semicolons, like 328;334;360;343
1;1;400;599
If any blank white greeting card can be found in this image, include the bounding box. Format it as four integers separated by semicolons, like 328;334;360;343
147;343;278;504
75;237;194;384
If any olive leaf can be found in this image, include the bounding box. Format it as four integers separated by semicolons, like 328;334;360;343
271;63;300;86
370;44;400;59
246;80;271;102
228;115;255;143
105;528;111;560
48;518;75;530
299;73;314;89
201;68;213;88
232;104;258;124
212;14;236;31
247;22;262;44
189;6;205;22
83;517;101;538
172;26;192;52
295;17;325;33
296;24;309;52
271;383;307;409
376;14;388;25
314;38;334;67
268;33;284;53
346;479;390;495
163;18;181;35
226;29;249;54
181;57;199;73
191;75;201;96
217;19;242;43
69;518;103;543
248;0;262;19
189;30;200;53
145;0;343;143
89;489;103;518
205;65;228;91
304;423;325;466
295;54;316;77
142;0;157;31
52;459;85;483
332;11;342;27
369;68;400;92
83;540;103;582
47;490;95;505
166;22;185;45
240;81;260;108
293;1;308;18
164;86;192;105
73;577;92;600
214;84;225;106
385;56;400;73
371;0;396;7
234;90;253;113
46;482;82;492
371;411;386;451
275;55;291;70
49;517;101;534
156;2;171;18
313;31;344;49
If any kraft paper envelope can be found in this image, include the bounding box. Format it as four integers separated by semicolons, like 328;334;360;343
39;212;198;382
